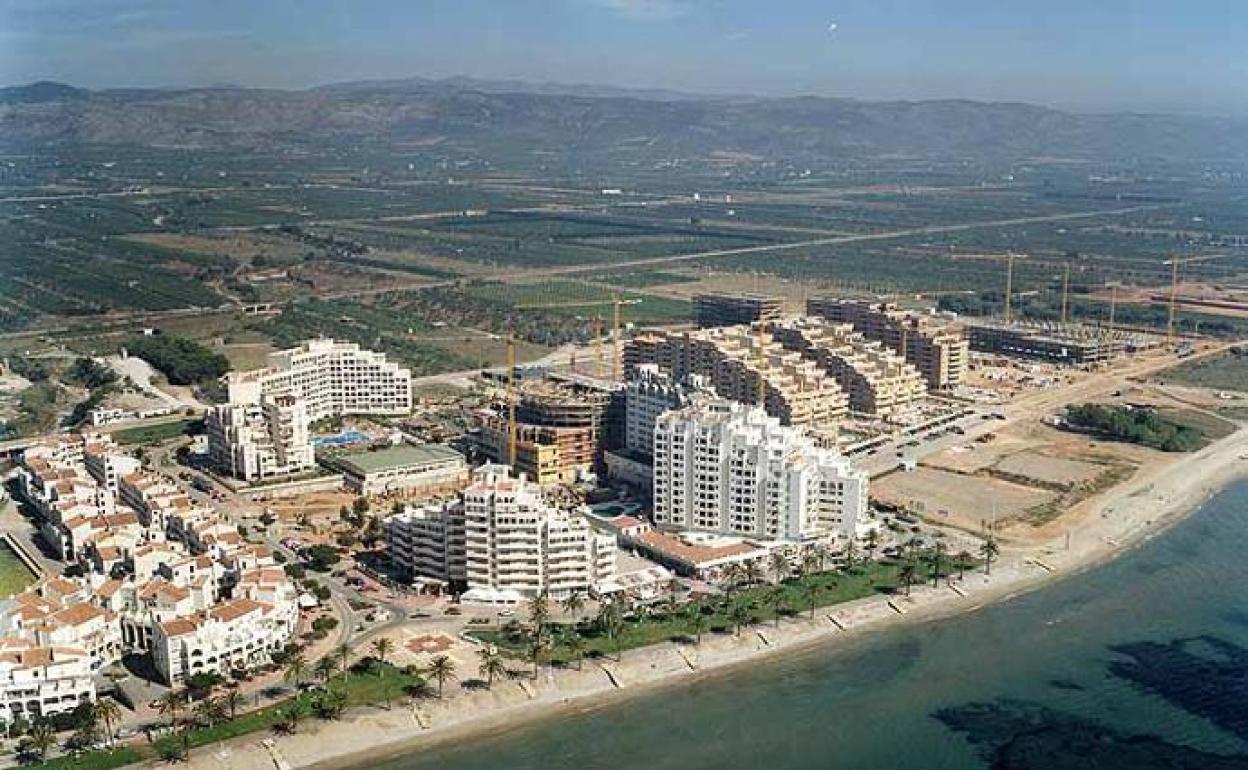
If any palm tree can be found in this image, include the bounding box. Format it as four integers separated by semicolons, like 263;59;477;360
315;657;338;687
371;637;395;671
719;564;744;601
566;633;587;669
322;688;348;719
804;582;820;619
427;654;457;698
864;528;880;561
527;592;551;638
842;539;858;572
561;591;586;626
765;587;787;627
283;699;306;733
898;563;918;597
742;560;764;588
956;550;973;581
686;603;708;645
478;649;507;688
157;689;187;730
729;603;753;637
811;543;831;573
27;721;55;761
800;550;821;578
769;552;790;584
193;697;226;727
979;536;1000;575
335;643;352;680
223;688;244;722
930;541;948;587
284;653;308;689
93;698;122;744
526;632;549;680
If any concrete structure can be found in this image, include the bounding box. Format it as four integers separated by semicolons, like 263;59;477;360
694;292;783;329
385;465;617;602
770;318;926;416
807;298;969;390
653;401;867;543
625;326;847;434
205;394;315;482
333;444;469;498
225;338;411;421
152;596;298;687
475;376;617;485
964;319;1136;364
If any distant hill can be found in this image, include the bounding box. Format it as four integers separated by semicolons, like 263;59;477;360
2;77;1245;165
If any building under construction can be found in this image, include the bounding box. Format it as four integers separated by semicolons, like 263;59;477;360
770;318;926;417
625;326;848;435
807;298;970;391
694;292;783;329
474;374;618;486
962;320;1158;364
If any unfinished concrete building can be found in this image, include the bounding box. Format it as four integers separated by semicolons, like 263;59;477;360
964;320;1132;364
474;376;617;486
694;292;783;329
807;298;969;391
624;327;848;434
770;318;926;417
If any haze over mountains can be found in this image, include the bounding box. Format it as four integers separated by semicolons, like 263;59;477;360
3;76;1246;165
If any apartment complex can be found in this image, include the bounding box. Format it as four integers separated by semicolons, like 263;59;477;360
807;298;969;390
694;292;783;328
622;365;710;458
205;394;316;482
770;318;926;416
225;338;412;421
385;465;617;602
475;376;618;485
653;401;868;543
625;326;848;433
0;639;96;723
7;433;299;691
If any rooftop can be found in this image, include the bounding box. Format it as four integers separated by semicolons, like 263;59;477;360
335;443;465;475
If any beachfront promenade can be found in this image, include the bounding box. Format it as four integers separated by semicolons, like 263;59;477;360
181;418;1248;770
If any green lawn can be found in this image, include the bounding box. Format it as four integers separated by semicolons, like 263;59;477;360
0;544;38;598
109;418;200;446
479;557;976;664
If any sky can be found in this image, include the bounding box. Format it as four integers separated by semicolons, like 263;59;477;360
1;0;1245;115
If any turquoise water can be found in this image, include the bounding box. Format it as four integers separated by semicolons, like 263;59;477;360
372;482;1248;770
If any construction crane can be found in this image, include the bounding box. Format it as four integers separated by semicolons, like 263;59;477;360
756;321;768;406
506;333;517;468
1060;263;1071;324
514;297;642;381
1003;252;1018;323
1162;253;1231;345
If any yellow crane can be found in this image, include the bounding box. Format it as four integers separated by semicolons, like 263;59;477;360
514;296;642;381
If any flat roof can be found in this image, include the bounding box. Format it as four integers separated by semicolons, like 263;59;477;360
336;444;465;475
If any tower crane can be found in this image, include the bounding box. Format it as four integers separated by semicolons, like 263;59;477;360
514;296;643;381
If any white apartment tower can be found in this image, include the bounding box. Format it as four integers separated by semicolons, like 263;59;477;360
623;364;709;459
386;465;616;602
652;401;867;542
205;394;315;481
225;338;412;421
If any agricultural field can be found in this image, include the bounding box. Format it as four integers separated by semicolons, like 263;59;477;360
1156;348;1248;392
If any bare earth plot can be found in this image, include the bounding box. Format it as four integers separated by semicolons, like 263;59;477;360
873;466;1056;531
993;451;1108;488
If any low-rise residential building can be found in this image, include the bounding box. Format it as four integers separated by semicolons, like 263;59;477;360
653;400;868;543
385;465;617;602
332;444;469;498
0;640;96;723
152;597;297;687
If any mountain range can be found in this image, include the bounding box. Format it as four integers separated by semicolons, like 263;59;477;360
3;77;1245;166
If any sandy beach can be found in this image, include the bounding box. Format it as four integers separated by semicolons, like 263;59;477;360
176;424;1248;770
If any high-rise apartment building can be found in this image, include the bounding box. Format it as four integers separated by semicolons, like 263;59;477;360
225;338;411;421
385;465;617;601
205;394;315;481
652;401;867;543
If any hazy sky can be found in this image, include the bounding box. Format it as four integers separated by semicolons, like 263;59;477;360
2;0;1245;114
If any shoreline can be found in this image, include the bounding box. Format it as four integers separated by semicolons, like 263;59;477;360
182;426;1248;770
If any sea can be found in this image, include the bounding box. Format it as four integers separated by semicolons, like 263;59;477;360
366;481;1248;770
